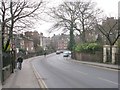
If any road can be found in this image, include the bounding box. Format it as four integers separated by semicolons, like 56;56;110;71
31;53;119;88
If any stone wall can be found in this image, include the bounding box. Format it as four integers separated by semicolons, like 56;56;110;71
115;53;120;64
74;52;103;63
2;65;12;82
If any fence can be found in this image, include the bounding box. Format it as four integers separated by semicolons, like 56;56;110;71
3;52;11;67
2;51;16;82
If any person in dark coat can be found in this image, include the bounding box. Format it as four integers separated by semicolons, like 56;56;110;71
44;52;46;57
17;56;23;70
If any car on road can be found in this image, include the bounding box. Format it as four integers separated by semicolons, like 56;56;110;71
63;51;71;57
60;50;63;53
56;51;61;54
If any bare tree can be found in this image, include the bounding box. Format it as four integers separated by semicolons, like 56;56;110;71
0;0;45;52
96;17;119;63
73;1;102;43
48;2;78;51
48;1;102;51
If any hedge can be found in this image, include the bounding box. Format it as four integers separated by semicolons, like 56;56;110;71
74;43;102;54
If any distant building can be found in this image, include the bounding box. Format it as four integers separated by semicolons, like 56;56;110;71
51;34;60;50
25;31;40;52
14;34;25;50
85;29;98;42
23;36;34;53
51;33;69;50
39;33;51;50
14;34;35;53
58;33;69;50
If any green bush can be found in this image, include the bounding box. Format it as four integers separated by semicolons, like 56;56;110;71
74;43;102;54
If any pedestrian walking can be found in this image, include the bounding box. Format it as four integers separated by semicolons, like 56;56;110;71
44;52;46;57
17;56;23;70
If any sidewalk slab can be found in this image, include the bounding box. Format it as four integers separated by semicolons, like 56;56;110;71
2;59;40;88
70;59;119;70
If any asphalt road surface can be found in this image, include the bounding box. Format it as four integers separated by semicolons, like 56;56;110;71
31;53;119;88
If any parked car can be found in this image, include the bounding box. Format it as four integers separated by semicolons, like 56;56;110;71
63;51;71;57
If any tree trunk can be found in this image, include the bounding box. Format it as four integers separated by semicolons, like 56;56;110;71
1;22;5;51
81;31;86;43
81;15;86;43
69;30;74;50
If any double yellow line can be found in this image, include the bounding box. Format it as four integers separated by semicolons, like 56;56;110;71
30;61;48;89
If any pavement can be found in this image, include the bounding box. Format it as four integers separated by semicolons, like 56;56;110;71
70;59;119;70
1;55;119;89
2;58;40;89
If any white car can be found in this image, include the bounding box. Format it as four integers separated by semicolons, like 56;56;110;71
56;51;61;54
63;51;71;57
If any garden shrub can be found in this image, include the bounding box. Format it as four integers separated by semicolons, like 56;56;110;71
74;43;102;54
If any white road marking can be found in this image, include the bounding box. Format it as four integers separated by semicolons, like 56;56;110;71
98;77;119;85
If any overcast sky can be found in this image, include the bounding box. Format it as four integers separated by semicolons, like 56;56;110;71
93;0;119;17
34;0;119;37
